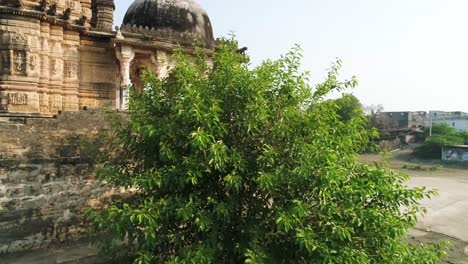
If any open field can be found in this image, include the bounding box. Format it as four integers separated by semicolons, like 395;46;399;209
361;147;468;263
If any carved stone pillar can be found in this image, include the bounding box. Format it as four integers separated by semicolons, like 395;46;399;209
62;30;80;111
48;25;64;113
38;22;51;113
51;0;65;14
67;0;83;21
80;0;92;27
116;46;134;110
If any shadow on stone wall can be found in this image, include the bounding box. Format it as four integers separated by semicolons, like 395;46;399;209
0;110;117;255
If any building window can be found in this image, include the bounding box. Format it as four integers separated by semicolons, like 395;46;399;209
453;122;456;127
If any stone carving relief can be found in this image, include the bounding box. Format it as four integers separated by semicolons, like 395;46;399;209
65;0;77;9
4;33;29;75
38;0;49;12
28;54;38;73
64;61;78;79
9;33;27;46
82;7;91;17
8;93;28;105
13;50;26;74
0;94;8;111
115;26;123;39
66;47;78;58
51;58;63;76
156;51;172;78
39;93;48;108
49;94;62;110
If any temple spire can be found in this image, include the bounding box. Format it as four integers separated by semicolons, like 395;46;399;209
93;0;114;31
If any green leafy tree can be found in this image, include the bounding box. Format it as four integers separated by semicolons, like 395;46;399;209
87;39;447;263
458;131;468;144
333;94;364;122
426;123;458;137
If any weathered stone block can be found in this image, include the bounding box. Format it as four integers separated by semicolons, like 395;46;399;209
6;166;42;183
0;110;115;254
5;185;26;198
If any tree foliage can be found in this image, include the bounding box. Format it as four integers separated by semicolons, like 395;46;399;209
87;39;447;263
459;131;468;144
415;123;466;159
333;94;364;122
426;123;459;138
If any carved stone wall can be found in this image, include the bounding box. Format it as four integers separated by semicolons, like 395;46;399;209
0;0;212;117
79;37;118;110
0;110;114;254
0;1;88;24
0;1;119;116
0;15;41;114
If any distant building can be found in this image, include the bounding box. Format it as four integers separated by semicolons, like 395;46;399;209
442;145;468;163
378;111;427;130
429;111;468;131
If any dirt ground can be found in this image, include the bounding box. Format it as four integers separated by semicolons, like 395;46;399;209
409;229;468;264
361;146;468;263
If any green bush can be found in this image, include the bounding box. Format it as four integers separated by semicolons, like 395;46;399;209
86;40;447;263
425;123;457;137
415;127;465;159
458;131;468;144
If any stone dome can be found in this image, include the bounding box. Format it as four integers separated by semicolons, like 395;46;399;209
122;0;215;46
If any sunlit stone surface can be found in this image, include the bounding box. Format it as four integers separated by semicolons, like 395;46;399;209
0;0;215;116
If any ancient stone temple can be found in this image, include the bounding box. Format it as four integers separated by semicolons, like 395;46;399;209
0;0;215;259
0;0;215;116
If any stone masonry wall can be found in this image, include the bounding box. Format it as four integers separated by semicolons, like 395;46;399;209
0;110;113;254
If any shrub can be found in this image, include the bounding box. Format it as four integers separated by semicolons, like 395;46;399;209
415;134;464;159
86;39;447;263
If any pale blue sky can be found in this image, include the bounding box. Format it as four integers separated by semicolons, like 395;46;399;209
115;0;468;112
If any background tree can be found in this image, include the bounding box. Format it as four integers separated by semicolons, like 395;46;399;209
364;104;384;129
364;104;399;135
427;122;459;138
333;93;364;122
87;39;447;263
459;131;468;144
